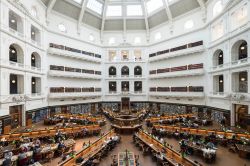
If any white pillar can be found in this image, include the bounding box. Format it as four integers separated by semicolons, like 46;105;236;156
230;103;235;126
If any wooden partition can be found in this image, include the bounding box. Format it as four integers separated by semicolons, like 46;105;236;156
136;130;198;166
153;125;250;139
0;125;101;141
145;114;194;123
60;130;115;166
55;114;104;122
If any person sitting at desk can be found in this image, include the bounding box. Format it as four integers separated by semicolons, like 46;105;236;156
34;138;41;148
58;140;66;150
173;130;180;138
180;139;187;157
18;151;28;166
3;151;13;166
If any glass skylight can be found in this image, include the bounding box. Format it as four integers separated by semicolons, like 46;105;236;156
87;0;103;15
146;0;163;14
127;5;143;16
106;5;122;17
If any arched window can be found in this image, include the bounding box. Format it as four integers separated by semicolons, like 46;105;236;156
213;1;223;17
109;66;116;76
134;66;142;76
9;44;24;64
31;52;41;68
239;41;248;60
231;40;248;61
121;66;129;76
213;49;223;67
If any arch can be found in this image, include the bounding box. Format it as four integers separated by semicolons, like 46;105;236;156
231;40;248;61
31;52;41;68
134;66;142;76
9;43;24;64
109;66;116;76
121;66;129;76
213;49;223;67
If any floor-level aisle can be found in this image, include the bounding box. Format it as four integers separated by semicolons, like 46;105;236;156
99;134;157;166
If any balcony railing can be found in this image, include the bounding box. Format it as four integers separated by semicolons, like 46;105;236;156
232;57;250;66
209;92;230;98
211;57;250;72
107;58;144;62
8;61;24;68
9;27;24;38
150;63;203;75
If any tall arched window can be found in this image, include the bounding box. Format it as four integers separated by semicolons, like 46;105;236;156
121;66;129;76
109;66;116;76
31;52;41;68
9;44;24;64
134;66;142;76
213;49;223;67
239;41;248;60
231;40;248;61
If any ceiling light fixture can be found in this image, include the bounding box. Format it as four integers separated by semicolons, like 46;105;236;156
11;19;16;23
11;80;16;84
241;77;246;81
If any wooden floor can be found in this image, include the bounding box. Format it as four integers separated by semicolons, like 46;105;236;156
26;119;250;166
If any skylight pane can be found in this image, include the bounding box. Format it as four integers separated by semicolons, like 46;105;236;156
106;5;122;16
72;0;82;4
146;0;163;14
87;0;103;15
127;5;143;16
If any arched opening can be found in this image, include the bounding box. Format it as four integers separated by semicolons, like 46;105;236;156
31;52;41;68
109;66;116;76
231;40;248;62
213;49;223;67
121;66;129;76
134;66;142;76
9;44;24;64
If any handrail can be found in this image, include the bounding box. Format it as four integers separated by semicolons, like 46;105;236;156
59;129;115;166
145;114;194;123
136;130;198;166
0;124;101;141
153;125;250;139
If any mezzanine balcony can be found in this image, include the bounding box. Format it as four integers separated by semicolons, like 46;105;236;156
48;47;101;63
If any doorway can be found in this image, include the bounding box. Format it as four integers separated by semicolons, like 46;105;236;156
9;105;23;129
235;104;249;129
121;97;130;110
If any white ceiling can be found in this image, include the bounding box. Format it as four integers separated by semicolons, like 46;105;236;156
41;0;208;31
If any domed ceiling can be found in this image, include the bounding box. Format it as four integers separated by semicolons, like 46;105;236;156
41;0;208;31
